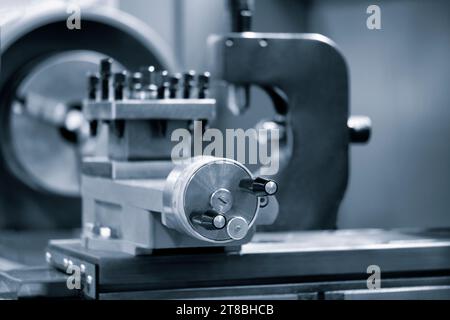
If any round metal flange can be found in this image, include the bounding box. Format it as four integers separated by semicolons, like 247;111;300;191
163;157;260;243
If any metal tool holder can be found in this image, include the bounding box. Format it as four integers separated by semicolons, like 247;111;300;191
52;58;279;257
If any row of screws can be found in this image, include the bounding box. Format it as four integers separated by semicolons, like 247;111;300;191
88;58;211;101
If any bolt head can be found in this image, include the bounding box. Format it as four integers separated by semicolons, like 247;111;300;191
183;70;196;84
100;58;113;76
259;39;268;47
264;181;278;195
114;71;127;84
198;72;211;87
213;215;226;229
99;227;112;239
226;217;249;240
225;39;234;47
169;74;181;86
88;73;100;86
210;188;233;213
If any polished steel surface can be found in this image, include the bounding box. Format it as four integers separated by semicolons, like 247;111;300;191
44;228;450;299
84;99;216;121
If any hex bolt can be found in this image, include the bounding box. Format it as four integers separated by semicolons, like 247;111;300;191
182;70;196;99
113;71;127;100
157;70;169;99
87;73;99;100
197;72;211;99
168;73;181;99
100;58;113;100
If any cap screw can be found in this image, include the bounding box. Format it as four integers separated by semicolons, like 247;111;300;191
198;72;211;99
100;58;113;100
114;71;127;100
182;70;196;99
87;73;99;100
168;73;181;99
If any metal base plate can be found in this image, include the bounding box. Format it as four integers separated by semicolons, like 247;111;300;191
46;229;450;299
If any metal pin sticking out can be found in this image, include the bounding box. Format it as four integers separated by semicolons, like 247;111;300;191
239;177;278;196
192;210;227;230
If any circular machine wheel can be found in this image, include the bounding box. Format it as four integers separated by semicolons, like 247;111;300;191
0;7;175;229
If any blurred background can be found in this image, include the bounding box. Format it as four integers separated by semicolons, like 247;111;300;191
1;0;450;230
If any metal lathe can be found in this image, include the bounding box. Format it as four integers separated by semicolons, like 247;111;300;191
1;0;450;300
